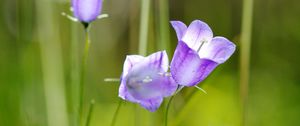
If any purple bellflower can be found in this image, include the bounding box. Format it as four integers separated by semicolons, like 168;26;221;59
119;51;178;112
170;20;236;87
72;0;102;23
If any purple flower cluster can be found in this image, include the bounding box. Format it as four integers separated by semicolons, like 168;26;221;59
119;20;236;112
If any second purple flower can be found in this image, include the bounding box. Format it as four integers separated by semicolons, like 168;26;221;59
170;20;236;87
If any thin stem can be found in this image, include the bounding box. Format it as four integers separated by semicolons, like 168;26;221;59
164;95;175;126
79;26;91;125
157;0;171;54
240;0;253;125
71;20;80;126
85;99;95;126
110;100;122;126
138;0;151;56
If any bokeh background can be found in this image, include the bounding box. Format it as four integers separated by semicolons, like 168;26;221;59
1;0;300;126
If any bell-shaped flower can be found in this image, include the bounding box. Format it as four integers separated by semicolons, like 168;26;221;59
170;20;236;87
72;0;102;23
119;51;178;112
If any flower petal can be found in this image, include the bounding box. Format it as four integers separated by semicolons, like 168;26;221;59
122;55;145;78
72;0;102;22
125;51;175;99
119;51;177;112
139;97;163;112
133;51;169;72
170;21;187;40
181;20;213;51
199;36;236;64
171;41;218;86
119;55;144;101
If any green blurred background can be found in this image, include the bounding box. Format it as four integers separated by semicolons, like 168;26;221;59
1;0;300;126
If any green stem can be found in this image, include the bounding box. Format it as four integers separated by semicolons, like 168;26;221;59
240;0;253;125
110;100;122;126
85;99;95;126
138;0;151;56
164;95;175;126
70;19;80;126
79;26;91;125
157;0;171;54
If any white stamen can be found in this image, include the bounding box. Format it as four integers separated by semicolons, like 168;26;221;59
61;12;78;22
70;7;74;12
158;72;164;76
97;14;109;19
142;76;152;83
194;85;207;94
164;72;171;77
104;78;120;82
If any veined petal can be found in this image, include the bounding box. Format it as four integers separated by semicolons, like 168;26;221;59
139;97;163;112
119;51;177;112
72;0;102;23
125;51;174;99
181;20;213;51
170;21;187;40
122;55;145;78
199;36;236;64
135;51;169;72
171;41;218;86
119;55;144;100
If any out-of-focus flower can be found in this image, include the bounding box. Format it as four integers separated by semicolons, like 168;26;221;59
119;51;178;112
72;0;102;23
170;20;236;87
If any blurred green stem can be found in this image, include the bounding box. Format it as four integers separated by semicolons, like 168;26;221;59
110;100;122;126
79;26;91;125
71;20;80;126
164;95;174;126
240;0;253;125
138;0;151;56
85;99;95;126
157;0;171;54
36;0;69;125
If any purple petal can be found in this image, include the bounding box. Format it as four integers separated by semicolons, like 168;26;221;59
171;41;218;86
119;51;177;112
170;21;187;40
181;20;213;51
125;51;175;99
72;0;102;22
139;97;163;112
122;55;145;78
119;55;144;101
199;37;236;64
134;51;169;72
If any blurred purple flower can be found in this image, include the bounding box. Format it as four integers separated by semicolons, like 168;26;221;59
119;51;178;112
72;0;102;23
170;20;236;87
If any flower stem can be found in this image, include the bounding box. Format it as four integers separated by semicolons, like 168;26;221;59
110;100;122;126
157;0;171;54
240;0;253;125
138;0;151;56
164;95;175;126
85;99;95;126
79;25;91;125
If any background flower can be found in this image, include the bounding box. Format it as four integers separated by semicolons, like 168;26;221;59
72;0;102;23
